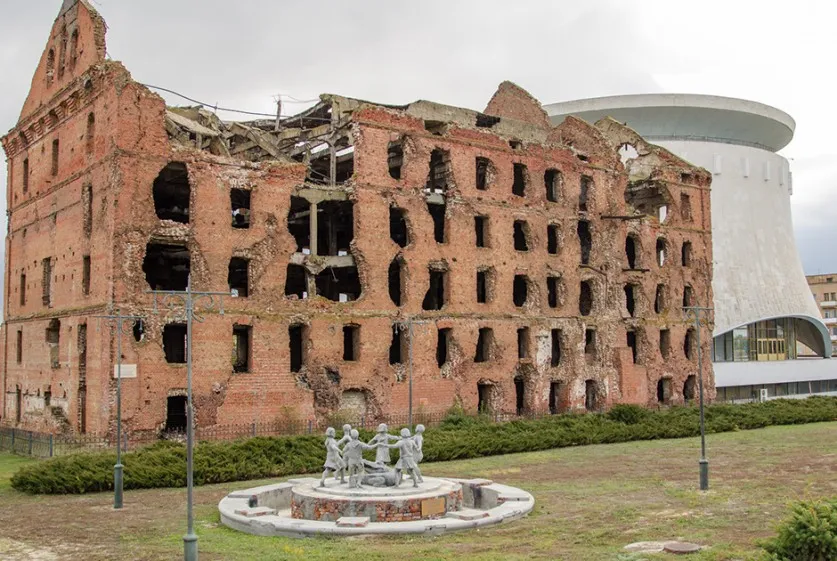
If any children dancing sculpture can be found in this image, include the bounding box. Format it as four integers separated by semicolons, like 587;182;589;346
342;429;375;488
413;424;425;464
320;427;346;487
368;423;400;465
389;427;424;487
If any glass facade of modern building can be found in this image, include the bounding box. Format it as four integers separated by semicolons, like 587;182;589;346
712;318;798;363
716;379;837;402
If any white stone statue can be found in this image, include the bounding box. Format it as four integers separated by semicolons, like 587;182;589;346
319;427;345;487
367;423;399;465
342;429;375;488
389;428;424;487
334;424;352;480
413;424;425;464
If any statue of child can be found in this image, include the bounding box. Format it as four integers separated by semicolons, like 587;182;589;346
389;427;424;488
413;424;425;464
367;423;399;465
342;429;374;488
320;427;345;487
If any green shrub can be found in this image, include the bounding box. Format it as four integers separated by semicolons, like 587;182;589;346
11;397;837;495
762;498;837;560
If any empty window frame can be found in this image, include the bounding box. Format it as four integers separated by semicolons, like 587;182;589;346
545;169;561;202
684;328;696;360
512;163;528;197
152;162;190;223
656;238;667;267
513;275;529;307
19;273;26;306
82;255;91;296
585;379;598;411
683;285;694;308
232;325;252;373
16;330;23;364
51;139;59;176
547;224;559;254
46;319;60;368
517;327;530;359
343;325;360;361
514;375;525;415
437;327;451;367
579;175;592;211
660;328;671;358
680;193;692;221
475;215;489;248
317;201;354;257
388;140;403;179
584;329;597;357
426;148;451;193
390;207;409;247
22;158;29;193
656;378;672;404
551;329;562;366
683;375;697;400
427;202;446;243
163;324;187;364
624;283;637;317
289;324;307;372
315;266;361;302
388;256;406;306
228;257;249;297
143;243;190;291
654;284;667;314
625;235;639;269
681;241;692;267
422;268;447;311
389;324;406;365
287;196;311;252
165;396;187;432
476;269;489;304
86;113;95;155
476;157;492;190
627;329;639;364
577;221;591;265
547;275;561;308
231;189;251;229
475;327;493;363
42;258;52;307
579;280;593;316
82;183;93;236
284;264;307;299
549;381;564;414
513;220;529;251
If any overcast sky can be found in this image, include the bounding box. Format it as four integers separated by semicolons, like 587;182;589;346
1;0;835;275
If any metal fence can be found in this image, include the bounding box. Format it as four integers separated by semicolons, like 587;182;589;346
0;409;540;459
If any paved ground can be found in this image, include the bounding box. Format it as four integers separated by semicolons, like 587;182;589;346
0;422;835;560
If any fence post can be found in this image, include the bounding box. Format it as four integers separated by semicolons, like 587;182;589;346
49;434;54;457
251;422;256;437
28;431;33;456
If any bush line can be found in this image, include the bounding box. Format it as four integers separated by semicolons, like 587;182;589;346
10;397;837;495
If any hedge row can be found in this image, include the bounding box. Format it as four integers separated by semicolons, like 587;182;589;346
10;397;837;495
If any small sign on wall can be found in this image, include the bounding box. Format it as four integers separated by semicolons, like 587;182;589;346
113;364;137;379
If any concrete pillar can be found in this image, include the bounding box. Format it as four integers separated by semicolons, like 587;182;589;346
309;202;318;256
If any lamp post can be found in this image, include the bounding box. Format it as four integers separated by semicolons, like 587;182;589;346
147;279;226;561
683;305;713;491
401;318;432;429
94;308;144;510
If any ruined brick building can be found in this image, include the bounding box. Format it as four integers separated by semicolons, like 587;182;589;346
1;1;714;436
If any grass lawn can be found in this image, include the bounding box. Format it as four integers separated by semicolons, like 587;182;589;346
0;422;835;560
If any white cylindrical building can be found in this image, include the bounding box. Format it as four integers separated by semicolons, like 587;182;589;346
545;94;833;399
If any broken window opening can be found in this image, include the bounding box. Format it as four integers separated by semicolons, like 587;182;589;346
654;284;666;314
579;280;593;316
683;375;697;401
316;266;361;302
475;113;500;128
289;324;307;372
513;220;529;251
82;183;92;237
475;327;493;363
585;379;598;411
86;113;95;155
683;285;694;308
284;264;307;299
681;172;694;184
513;275;529;308
69;29;79;70
656;238;667;267
307;145;354;185
228;257;249;297
475;215;489;248
46;319;60;368
547;276;561;309
317;201;354;256
681;241;692;267
343;325;360;361
656;378;672;404
514;375;525;415
16;330;22;364
579;175;592;211
547;224;559;255
42;258;52;307
143;243;190;291
509;139;522;150
626;235;639;269
231;189;251;229
680;193;692;222
549;381;564;414
627;330;639;364
388;256;405;307
232;325;252;373
389;207;409;248
82;255;91;296
163;324;187;364
387;141;403;180
46;49;55;86
389;324;406;365
165;396;187;432
22;158;29;193
624;284;636;317
476;157;492;190
326;368;341;385
625;180;670;221
51;139;59;176
287;196;311;253
585;329;597;357
426;149;451;194
517;327;530;360
577;221;592;265
152;162;190;223
427;202;446;243
422;268;447;311
476;270;488;304
15;387;21;424
478;382;494;413
684;328;696;360
545;169;561;202
660;329;671;359
512;163;528;197
658;205;668;223
437;328;451;367
133;319;145;342
424;120;447;136
19;273;26;306
551;329;562;367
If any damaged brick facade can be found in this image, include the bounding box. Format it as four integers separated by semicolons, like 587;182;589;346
1;1;714;436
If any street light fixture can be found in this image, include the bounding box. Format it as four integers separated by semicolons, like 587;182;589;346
94;308;143;510
401;317;432;429
148;279;226;561
683;305;712;491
